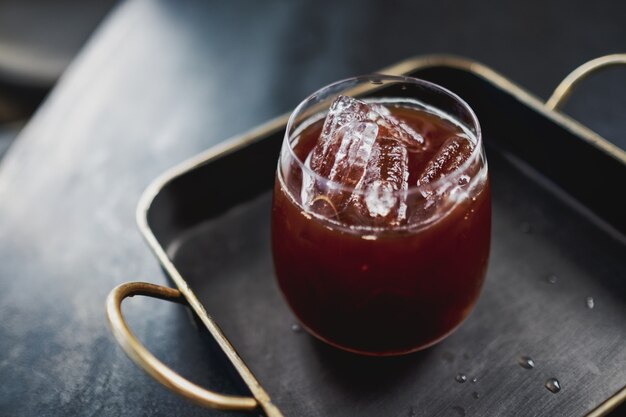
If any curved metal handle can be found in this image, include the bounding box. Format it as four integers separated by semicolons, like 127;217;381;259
105;282;258;412
547;53;626;110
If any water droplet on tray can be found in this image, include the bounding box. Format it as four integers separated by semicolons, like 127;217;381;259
518;356;535;369
471;377;478;383
545;378;561;393
291;323;302;333
472;391;480;399
586;297;595;309
455;374;467;383
546;274;558;284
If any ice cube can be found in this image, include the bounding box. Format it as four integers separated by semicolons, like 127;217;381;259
308;97;423;175
308;96;374;177
328;121;379;188
301;95;417;223
370;103;424;152
350;138;409;225
301;97;379;215
416;134;474;186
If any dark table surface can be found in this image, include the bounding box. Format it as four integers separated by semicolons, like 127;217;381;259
0;1;624;416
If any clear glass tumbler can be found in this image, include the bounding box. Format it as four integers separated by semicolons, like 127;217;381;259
271;75;490;356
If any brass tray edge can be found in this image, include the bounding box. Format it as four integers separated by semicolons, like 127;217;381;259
135;54;626;416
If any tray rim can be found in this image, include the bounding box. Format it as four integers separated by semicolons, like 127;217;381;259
136;54;626;416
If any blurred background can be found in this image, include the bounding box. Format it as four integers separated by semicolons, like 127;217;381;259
0;0;625;163
0;0;115;157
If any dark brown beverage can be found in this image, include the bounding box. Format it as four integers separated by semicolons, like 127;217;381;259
272;86;490;355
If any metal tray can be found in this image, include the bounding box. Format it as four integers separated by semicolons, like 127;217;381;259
107;55;626;417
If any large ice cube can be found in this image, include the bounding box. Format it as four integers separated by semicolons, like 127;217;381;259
301;97;380;215
301;96;418;224
307;96;375;179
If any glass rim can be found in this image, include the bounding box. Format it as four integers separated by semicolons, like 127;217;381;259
283;74;483;196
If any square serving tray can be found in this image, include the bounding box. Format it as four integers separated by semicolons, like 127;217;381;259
107;55;626;417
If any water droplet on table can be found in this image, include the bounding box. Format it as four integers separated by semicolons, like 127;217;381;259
546;274;558;284
472;391;480;399
518;356;535;369
545;378;561;393
586;297;595;309
455;373;467;383
471;377;478;383
291;323;302;333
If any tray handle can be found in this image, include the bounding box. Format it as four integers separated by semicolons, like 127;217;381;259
105;282;261;413
546;53;626;110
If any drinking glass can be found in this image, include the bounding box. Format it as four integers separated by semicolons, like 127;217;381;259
271;75;490;356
